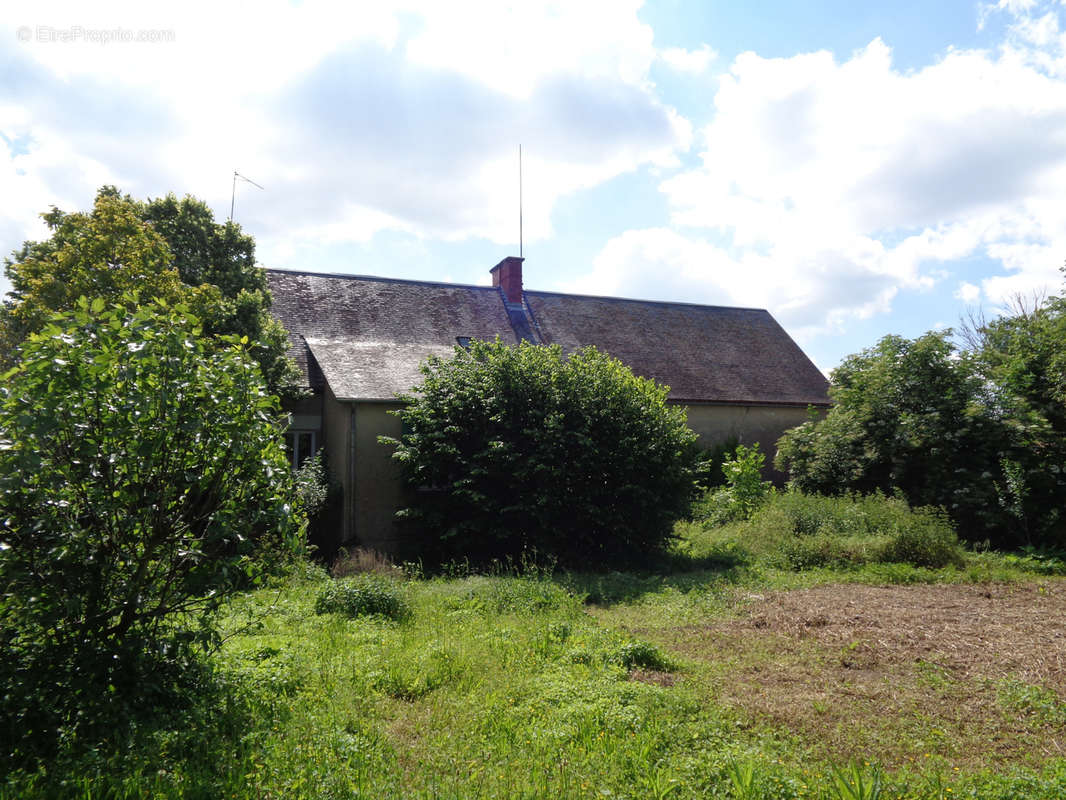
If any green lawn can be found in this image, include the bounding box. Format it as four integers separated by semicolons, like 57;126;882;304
6;528;1066;799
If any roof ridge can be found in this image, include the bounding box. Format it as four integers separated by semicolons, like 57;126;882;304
263;267;497;293
265;267;768;313
525;288;767;313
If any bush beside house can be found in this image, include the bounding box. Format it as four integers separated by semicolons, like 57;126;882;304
384;339;701;566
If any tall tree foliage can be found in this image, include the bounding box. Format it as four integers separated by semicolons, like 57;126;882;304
384;339;700;566
0;190;185;350
778;269;1066;549
1;186;301;398
970;287;1066;545
138;190;302;397
775;331;1014;542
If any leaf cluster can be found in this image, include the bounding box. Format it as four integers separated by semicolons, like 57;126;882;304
720;443;772;520
295;451;344;557
0;190;184;351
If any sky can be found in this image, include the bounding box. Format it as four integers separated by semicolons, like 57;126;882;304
3;0;1066;375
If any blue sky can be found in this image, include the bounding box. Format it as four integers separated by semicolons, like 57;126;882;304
3;0;1066;374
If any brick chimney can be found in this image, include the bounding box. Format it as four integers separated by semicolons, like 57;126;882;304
490;256;524;305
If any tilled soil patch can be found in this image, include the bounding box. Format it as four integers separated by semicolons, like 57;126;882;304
648;581;1066;768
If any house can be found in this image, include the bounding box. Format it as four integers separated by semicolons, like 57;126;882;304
267;256;830;554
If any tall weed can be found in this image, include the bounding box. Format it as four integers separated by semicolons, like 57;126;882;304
314;575;411;621
692;443;772;525
700;490;964;570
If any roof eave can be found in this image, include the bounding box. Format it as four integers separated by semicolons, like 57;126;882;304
672;398;831;408
325;394;830;407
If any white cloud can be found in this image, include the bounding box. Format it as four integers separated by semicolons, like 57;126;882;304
0;0;690;262
262;52;691;246
403;0;657;98
659;44;717;74
4;0;401;87
980;0;1040;28
956;282;982;303
559;227;913;345
640;28;1066;335
8;0;1066;345
665;39;1066;237
979;240;1064;302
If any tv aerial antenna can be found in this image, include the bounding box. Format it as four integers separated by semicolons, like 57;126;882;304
229;169;264;223
518;144;523;258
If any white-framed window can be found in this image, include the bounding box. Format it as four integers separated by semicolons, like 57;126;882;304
285;429;318;470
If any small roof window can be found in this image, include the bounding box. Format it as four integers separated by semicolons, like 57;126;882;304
456;336;472;349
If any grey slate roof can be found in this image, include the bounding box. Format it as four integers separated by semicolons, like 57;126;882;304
306;339;457;401
525;291;829;405
266;268;830;406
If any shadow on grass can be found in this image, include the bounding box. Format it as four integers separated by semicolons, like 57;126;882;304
1;644;282;799
557;548;752;606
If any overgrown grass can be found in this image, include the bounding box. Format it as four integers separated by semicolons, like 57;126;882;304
6;510;1066;799
684;489;966;572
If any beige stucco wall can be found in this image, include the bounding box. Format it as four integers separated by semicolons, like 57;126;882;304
306;395;821;555
321;386;351;543
681;402;817;480
308;393;406;555
351;402;406;554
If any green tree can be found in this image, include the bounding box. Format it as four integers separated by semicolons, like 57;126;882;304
970;289;1066;545
384;339;700;566
0;297;304;764
1;187;301;397
775;331;1012;541
0;190;185;351
138;190;302;398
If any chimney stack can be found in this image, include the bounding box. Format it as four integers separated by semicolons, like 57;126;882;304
490;256;524;305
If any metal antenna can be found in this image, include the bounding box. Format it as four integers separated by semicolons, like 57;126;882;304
230;169;265;223
518;144;523;258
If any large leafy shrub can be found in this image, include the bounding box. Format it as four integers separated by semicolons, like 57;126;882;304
0;297;304;766
384;339;700;566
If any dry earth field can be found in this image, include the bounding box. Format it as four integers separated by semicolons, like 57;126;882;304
622;581;1066;770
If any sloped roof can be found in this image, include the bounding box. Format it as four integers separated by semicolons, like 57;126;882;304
306;339;456;401
266;268;829;406
267;269;517;398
